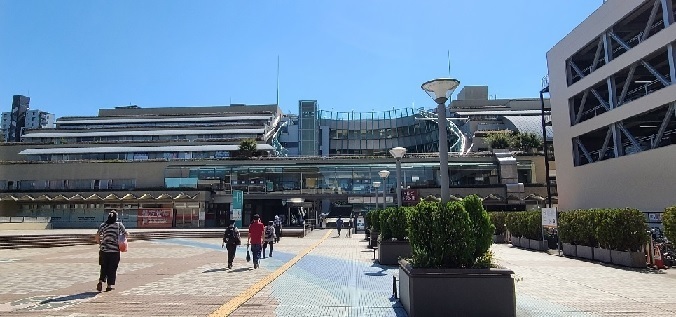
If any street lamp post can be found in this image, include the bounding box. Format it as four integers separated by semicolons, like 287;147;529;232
378;170;390;210
421;78;460;204
372;181;381;211
389;147;407;208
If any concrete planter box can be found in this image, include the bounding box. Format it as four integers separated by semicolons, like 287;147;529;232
611;250;646;268
378;240;412;266
562;243;577;257
369;231;379;248
399;259;515;317
577;245;594;260
594;247;612;263
511;236;523;248
528;239;548;251
493;234;506;244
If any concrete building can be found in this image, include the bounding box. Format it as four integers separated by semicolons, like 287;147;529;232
2;96;56;142
0;99;555;228
547;0;676;212
450;86;553;153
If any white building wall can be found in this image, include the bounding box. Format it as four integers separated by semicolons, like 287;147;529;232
547;0;676;212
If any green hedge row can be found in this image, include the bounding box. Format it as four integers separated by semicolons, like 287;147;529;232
505;211;542;240
558;208;648;252
489;212;507;235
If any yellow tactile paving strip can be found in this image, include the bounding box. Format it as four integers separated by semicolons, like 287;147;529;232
208;229;333;317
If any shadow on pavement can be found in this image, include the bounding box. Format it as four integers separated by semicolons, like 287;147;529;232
202;268;228;273
227;267;254;273
39;292;99;305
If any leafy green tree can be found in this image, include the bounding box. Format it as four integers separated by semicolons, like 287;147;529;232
486;132;511;150
663;206;676;244
508;132;543;152
237;139;257;158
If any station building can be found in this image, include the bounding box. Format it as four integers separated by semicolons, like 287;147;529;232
0;92;555;228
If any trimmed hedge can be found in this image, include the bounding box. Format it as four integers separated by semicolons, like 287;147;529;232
387;206;410;241
463;194;494;259
489;212;507;235
379;207;395;240
505;211;542;240
557;208;648;252
407;200;475;268
665;206;676;244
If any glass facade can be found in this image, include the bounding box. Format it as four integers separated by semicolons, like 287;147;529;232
299;100;318;156
162;160;535;194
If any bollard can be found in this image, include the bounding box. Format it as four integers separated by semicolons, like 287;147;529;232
392;275;398;299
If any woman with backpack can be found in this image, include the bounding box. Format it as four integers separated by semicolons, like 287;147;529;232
262;220;276;258
221;220;241;269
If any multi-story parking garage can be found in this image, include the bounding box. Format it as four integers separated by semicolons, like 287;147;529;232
547;0;676;212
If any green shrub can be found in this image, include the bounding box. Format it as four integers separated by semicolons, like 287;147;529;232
387;206;410;241
558;211;574;244
583;209;602;247
664;206;676;244
506;212;521;238
489;212;507;235
524;210;542;240
379;208;393;240
463;194;494;259
597;208;647;252
407;200;475;268
366;209;381;231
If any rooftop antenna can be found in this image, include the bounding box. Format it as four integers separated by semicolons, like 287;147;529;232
276;55;280;106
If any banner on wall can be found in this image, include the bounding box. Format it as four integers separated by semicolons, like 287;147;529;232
137;208;173;228
231;190;243;228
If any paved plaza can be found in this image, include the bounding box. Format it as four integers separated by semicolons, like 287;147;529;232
0;229;675;317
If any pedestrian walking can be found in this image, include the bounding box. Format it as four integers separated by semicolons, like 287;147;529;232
263;221;276;258
95;210;127;292
336;216;344;237
221;220;241;269
247;214;265;269
274;215;282;242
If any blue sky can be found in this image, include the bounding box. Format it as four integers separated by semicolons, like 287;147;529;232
0;1;601;118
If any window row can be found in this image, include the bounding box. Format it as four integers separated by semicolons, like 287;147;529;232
1;179;136;191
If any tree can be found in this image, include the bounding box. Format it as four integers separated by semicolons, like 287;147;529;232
511;132;543;152
486;132;511;150
237;139;257;158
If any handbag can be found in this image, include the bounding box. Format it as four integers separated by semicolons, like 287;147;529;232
246;244;251;262
118;223;128;252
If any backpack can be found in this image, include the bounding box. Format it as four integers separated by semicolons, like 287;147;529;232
265;226;274;239
225;227;240;245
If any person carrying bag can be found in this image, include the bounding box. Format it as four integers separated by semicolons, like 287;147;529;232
221;220;241;269
95;210;127;292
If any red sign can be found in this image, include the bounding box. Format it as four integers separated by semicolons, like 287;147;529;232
137;208;173;228
402;189;419;204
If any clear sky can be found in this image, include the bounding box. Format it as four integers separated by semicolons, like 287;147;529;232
0;0;602;118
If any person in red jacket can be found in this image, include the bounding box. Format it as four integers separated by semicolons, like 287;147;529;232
247;214;265;269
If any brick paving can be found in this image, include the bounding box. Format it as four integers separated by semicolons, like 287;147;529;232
1;230;676;316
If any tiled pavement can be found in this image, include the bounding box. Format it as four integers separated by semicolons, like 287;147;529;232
1;230;676;317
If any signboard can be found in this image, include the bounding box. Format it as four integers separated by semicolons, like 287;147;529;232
137;208;173;228
231;190;243;227
541;208;557;228
356;216;365;231
402;189;419;204
647;213;663;223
